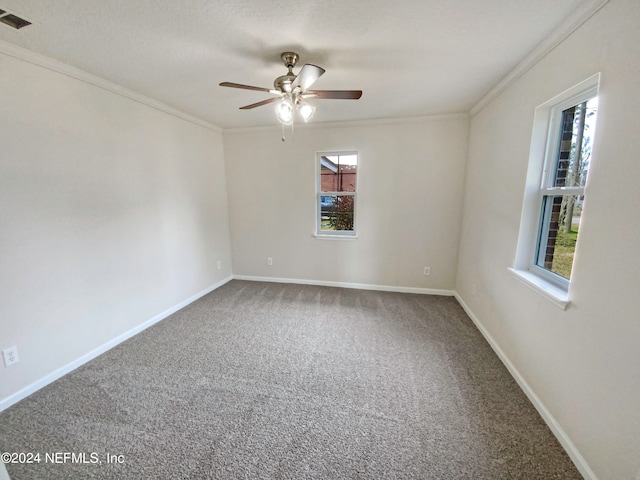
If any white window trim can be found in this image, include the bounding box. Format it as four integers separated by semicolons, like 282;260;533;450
313;233;359;240
509;268;570;310
315;150;358;237
511;73;600;309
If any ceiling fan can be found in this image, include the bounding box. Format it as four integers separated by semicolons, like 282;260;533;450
220;52;362;125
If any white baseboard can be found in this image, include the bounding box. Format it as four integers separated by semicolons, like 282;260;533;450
0;275;233;413
453;293;598;480
233;275;455;296
1;275;596;480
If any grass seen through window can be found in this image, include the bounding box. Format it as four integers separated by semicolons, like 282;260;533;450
550;228;578;279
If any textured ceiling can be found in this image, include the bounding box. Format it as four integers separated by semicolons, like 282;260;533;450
0;0;585;129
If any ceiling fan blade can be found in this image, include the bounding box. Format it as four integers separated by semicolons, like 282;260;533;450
305;90;363;99
220;82;273;93
292;64;326;91
239;97;280;110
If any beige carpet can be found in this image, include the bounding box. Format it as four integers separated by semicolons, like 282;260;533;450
0;280;581;479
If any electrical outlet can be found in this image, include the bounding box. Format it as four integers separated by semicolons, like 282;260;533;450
267;257;273;266
217;260;222;270
3;346;19;367
423;266;431;276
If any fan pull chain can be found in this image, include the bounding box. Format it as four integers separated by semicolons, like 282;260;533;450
281;123;295;142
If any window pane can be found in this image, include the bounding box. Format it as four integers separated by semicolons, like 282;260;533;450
319;194;355;232
320;154;357;192
536;194;583;279
553;97;598;188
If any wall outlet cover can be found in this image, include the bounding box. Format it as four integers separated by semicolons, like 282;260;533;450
3;346;19;367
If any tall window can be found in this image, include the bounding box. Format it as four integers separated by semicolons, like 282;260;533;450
316;151;358;236
512;74;599;306
534;95;598;286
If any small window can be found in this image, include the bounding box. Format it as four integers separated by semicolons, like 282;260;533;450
512;74;599;306
533;95;598;288
316;151;358;236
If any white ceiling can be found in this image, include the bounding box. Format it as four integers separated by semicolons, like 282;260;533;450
0;0;585;129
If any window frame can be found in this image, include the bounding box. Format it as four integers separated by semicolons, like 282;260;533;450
315;150;358;238
531;88;597;289
511;74;600;309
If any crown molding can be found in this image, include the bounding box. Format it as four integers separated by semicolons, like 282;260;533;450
222;112;469;135
470;0;610;116
2;0;609;131
0;40;222;133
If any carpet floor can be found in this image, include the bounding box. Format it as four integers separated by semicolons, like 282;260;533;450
0;280;581;479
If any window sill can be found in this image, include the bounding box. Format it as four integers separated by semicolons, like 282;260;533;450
313;233;358;241
508;268;570;310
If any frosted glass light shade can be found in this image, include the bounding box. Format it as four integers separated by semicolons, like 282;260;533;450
276;98;294;125
298;102;316;122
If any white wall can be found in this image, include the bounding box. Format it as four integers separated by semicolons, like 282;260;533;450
456;1;640;479
4;3;638;477
0;52;232;403
224;116;468;291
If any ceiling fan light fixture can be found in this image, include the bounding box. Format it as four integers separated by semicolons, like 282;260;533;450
220;52;362;134
298;102;316;123
276;98;294;125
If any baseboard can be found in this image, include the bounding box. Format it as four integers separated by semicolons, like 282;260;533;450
1;276;594;479
233;275;455;296
0;275;233;413
453;293;598;480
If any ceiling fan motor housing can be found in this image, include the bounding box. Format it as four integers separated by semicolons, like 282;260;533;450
274;75;295;92
275;52;300;93
281;52;299;70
